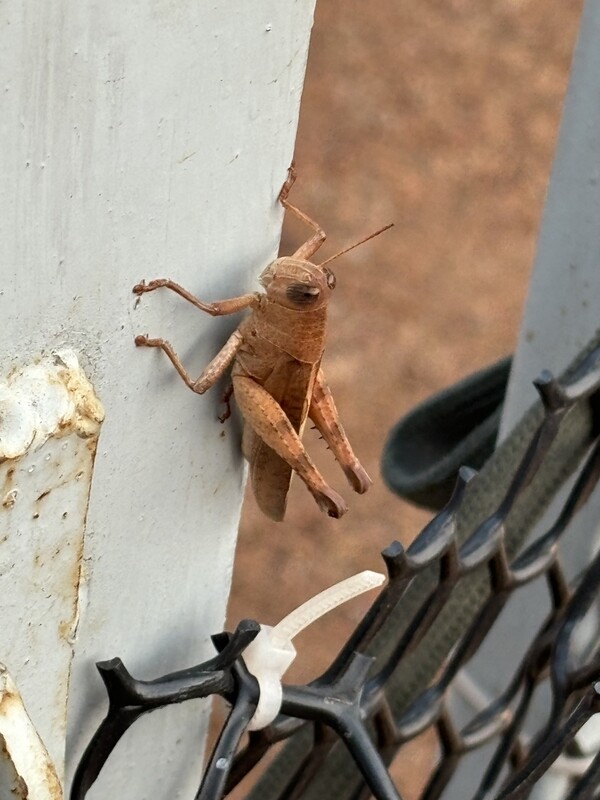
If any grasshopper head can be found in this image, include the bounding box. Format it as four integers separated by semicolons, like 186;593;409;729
259;257;336;311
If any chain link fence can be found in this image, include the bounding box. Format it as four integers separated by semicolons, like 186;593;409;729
71;335;600;800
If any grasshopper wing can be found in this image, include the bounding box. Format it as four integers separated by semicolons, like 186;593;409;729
245;428;293;521
245;360;317;521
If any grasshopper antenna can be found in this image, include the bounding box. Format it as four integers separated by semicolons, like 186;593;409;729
318;223;394;268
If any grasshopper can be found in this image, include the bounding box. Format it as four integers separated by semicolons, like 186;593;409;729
133;166;391;520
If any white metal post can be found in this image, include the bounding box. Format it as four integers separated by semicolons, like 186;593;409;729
500;0;600;435
0;2;316;797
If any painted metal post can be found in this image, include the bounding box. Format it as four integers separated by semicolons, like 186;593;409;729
499;0;600;436
0;2;316;797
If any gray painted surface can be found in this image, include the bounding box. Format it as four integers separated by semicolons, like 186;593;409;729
0;2;316;796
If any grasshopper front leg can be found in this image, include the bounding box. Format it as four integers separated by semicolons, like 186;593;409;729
133;280;255;402
133;279;258;317
135;329;243;394
309;369;372;494
232;373;348;518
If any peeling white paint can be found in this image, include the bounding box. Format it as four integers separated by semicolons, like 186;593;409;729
0;665;62;799
0;352;104;778
0;350;104;459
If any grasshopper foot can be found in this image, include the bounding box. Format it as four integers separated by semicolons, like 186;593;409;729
218;384;234;423
135;334;164;349
345;463;372;494
311;486;348;519
132;280;148;295
133;279;168;295
279;161;297;204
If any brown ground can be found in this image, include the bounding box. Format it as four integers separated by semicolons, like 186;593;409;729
226;1;583;796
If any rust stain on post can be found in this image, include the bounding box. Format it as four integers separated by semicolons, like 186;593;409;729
0;350;104;778
0;667;63;799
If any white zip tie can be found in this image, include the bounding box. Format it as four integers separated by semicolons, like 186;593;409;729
242;570;385;731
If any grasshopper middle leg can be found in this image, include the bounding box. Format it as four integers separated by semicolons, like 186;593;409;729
135;329;243;394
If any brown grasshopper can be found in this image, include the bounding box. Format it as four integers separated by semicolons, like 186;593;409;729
133;166;391;520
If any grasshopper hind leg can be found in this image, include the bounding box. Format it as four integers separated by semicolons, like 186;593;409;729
309;369;372;494
233;374;348;519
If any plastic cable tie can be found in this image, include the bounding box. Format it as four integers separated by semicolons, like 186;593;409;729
242;569;385;730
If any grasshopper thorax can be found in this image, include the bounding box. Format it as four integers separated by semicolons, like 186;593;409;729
259;257;336;311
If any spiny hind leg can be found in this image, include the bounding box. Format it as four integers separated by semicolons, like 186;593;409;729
279;163;326;261
232;374;347;518
309;368;372;494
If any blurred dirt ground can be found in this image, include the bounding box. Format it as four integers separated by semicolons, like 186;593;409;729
225;1;583;795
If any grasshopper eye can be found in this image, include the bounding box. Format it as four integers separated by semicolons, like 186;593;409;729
286;284;321;305
324;269;336;289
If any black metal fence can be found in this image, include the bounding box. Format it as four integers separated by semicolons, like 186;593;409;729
71;340;600;800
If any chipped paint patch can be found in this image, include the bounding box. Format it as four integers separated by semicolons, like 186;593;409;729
0;350;104;459
0;665;63;799
0;352;104;777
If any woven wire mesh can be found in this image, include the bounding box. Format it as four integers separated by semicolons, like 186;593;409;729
71;347;600;800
